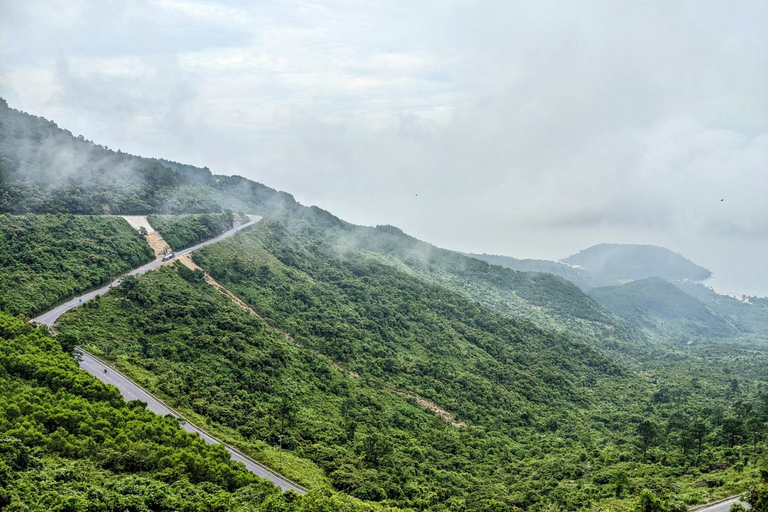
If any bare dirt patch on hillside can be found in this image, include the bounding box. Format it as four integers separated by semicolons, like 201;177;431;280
386;386;467;428
146;233;172;259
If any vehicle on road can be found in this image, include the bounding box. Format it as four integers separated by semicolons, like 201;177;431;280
161;252;176;262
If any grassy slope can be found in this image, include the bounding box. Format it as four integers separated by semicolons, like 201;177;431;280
0;214;154;316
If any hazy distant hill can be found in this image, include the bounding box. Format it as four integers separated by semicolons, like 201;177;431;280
674;280;768;340
468;252;616;290
590;277;735;340
562;243;711;281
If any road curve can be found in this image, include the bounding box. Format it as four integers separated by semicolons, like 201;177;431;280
34;215;261;327
33;214;307;494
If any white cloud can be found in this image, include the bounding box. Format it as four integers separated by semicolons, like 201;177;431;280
1;0;766;293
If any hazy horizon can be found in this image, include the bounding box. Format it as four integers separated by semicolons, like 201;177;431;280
2;1;766;296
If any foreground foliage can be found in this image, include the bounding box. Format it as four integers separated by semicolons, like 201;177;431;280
0;312;405;511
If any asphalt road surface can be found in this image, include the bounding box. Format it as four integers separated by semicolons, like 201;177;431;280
690;496;750;512
33;214;306;493
34;215;262;327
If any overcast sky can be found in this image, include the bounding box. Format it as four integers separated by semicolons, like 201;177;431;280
1;1;767;295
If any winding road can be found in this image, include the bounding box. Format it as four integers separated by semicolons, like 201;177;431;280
34;215;262;327
33;214;307;494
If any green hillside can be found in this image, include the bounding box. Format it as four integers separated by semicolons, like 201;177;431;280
302;224;646;358
55;220;768;510
589;278;736;342
59;224;640;510
148;212;234;251
2;101;768;510
674;281;768;343
0;214;154;316
562;244;712;281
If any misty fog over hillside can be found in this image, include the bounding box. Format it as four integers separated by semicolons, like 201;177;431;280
1;0;765;297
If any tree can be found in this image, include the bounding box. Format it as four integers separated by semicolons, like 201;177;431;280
689;420;707;455
677;430;696;456
637;420;658;458
611;470;630;498
745;417;765;452
722;417;744;448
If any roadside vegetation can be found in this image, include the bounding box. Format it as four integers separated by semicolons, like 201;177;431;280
0;312;407;512
0;214;154;317
148;212;234;251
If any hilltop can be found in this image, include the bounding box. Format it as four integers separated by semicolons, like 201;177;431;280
562;243;712;282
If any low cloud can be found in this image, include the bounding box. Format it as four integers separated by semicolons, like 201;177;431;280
1;0;766;293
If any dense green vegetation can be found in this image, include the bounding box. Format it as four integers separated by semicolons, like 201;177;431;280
562;244;712;282
148;212;235;251
0;311;407;511
296;223;645;359
0;214;154;316
674;281;768;343
3;101;768;510
57;221;768;510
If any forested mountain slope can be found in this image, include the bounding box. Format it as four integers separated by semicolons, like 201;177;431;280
0;100;647;358
301;223;647;358
3;101;768;510
590;278;738;342
675;281;768;343
59;223;647;510
56;219;768;510
467;252;615;290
